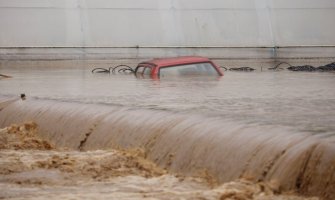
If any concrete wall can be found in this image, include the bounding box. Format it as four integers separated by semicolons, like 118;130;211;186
0;0;335;60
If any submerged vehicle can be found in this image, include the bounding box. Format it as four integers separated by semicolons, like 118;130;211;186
134;56;224;78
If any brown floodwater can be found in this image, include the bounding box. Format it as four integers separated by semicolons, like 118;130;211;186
0;62;334;135
0;122;318;200
0;61;334;199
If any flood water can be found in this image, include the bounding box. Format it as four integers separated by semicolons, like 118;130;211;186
0;61;335;199
1;63;335;135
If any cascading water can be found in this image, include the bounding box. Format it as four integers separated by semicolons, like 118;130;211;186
0;96;334;199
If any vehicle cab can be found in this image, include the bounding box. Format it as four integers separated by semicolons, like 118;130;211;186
135;56;223;78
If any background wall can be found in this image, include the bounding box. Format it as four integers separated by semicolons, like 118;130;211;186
0;0;335;60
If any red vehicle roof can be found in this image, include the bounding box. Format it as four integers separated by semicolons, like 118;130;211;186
140;56;212;67
136;56;224;77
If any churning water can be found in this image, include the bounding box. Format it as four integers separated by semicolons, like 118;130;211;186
0;61;335;199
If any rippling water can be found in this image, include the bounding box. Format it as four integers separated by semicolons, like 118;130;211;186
1;63;335;135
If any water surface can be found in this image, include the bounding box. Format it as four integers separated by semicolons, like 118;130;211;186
1;63;334;135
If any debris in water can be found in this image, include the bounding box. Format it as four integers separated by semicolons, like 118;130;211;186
317;62;335;71
91;65;134;74
287;65;316;71
0;73;12;79
269;62;335;71
228;67;256;71
20;94;26;100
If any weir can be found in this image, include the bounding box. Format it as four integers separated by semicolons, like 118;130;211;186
0;96;334;199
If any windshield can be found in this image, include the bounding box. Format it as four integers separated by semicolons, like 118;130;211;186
159;62;220;77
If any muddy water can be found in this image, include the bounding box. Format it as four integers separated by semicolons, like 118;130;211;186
0;123;318;200
0;64;335;134
0;62;335;199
